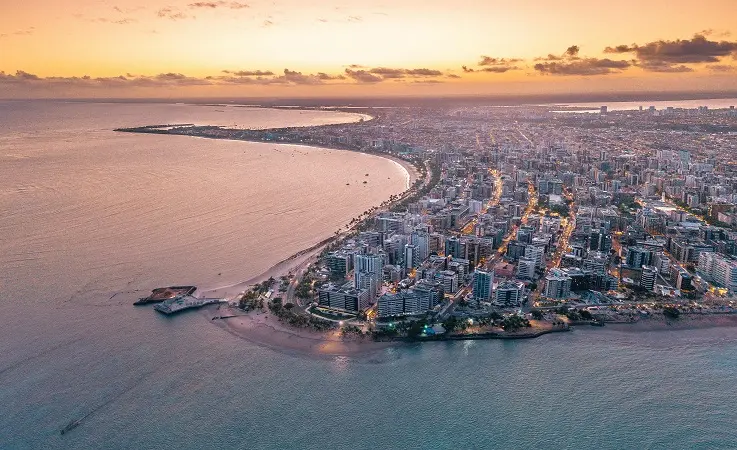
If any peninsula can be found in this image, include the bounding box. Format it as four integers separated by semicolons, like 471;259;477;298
121;102;737;355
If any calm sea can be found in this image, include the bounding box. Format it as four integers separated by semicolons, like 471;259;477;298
2;101;737;449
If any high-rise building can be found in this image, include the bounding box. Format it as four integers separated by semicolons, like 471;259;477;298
525;244;545;269
413;280;444;309
377;290;433;318
698;253;737;292
640;265;658;291
544;269;571;299
676;270;693;291
445;236;462;259
517;257;536;280
495;281;523;307
411;232;430;262
626;246;653;268
354;253;384;294
318;283;370;312
472;270;494;302
437;270;459;294
355;271;379;299
326;251;354;278
590;229;612;252
403;244;418;270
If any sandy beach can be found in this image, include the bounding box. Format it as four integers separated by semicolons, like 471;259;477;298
604;313;737;332
198;148;419;301
207;306;397;357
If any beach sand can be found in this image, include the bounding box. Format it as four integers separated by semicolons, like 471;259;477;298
198;151;419;301
604;313;737;332
207;306;396;358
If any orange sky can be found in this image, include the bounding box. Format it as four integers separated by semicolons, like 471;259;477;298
1;0;737;98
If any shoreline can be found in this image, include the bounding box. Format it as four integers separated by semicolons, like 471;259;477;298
207;306;398;358
194;139;419;300
599;313;737;333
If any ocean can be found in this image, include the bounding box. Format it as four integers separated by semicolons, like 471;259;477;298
2;101;737;449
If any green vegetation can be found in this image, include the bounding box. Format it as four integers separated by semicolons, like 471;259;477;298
549;204;570;217
442;316;461;333
341;325;363;336
237;287;264;311
530;309;544;320
407;320;428;338
269;299;336;331
500;315;530;332
663;306;681;319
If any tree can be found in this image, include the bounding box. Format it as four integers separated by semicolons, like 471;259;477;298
663;306;680;319
407;321;426;338
442;316;459;333
531;309;544;320
501;315;529;332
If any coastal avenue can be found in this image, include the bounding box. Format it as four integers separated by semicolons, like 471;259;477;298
285;158;433;308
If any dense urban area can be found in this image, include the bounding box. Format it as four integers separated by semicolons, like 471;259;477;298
124;102;737;340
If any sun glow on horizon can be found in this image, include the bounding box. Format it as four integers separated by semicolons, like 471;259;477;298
1;0;737;97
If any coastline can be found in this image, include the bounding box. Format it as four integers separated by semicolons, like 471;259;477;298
196;140;419;300
207;306;397;358
601;313;737;333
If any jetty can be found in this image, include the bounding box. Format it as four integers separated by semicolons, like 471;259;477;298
134;286;197;305
153;296;225;315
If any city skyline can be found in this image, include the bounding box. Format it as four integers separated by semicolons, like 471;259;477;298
2;0;737;98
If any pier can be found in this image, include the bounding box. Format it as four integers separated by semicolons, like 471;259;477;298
153;296;226;315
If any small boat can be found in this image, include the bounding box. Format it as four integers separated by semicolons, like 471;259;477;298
60;419;82;435
590;320;605;327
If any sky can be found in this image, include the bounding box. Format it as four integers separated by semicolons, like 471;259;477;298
1;0;737;98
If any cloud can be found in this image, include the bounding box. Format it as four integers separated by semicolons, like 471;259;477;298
529;44;630;75
317;72;345;80
0;70;213;88
348;15;362;22
478;56;523;66
462;64;519;74
92;17;137;25
0;27;35;38
344;69;383;83
367;67;443;79
465;55;523;73
708;64;736;72
157;8;192;20
604;33;737;72
637;62;693;73
534;58;631;76
188;1;249;9
222;69;274;76
446;74;461;79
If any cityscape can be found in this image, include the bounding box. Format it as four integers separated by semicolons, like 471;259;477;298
124;101;737;341
5;0;737;447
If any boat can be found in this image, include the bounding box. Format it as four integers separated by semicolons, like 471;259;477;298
60;419;81;435
590;320;606;327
